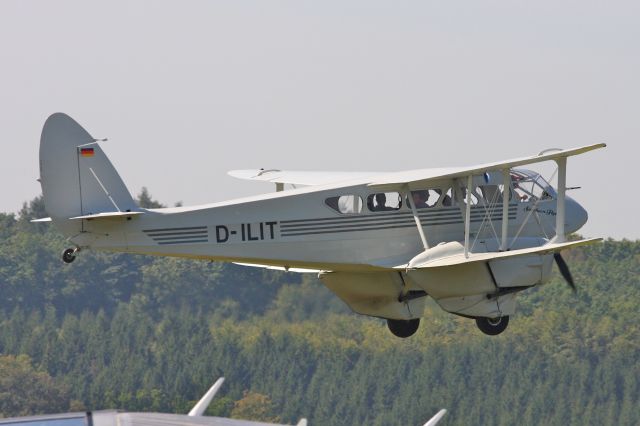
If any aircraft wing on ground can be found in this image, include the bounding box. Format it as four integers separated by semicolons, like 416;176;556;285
114;413;307;426
0;377;308;426
0;410;444;426
0;374;443;426
0;412;306;426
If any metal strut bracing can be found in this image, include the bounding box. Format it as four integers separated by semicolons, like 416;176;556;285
406;185;429;250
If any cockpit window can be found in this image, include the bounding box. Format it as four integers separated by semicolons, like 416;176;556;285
367;192;402;212
511;171;555;202
325;195;363;214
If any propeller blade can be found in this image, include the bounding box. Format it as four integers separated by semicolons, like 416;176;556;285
553;252;576;292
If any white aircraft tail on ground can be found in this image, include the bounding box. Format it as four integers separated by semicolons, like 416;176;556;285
36;113;605;337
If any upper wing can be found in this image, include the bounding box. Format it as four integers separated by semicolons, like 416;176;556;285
369;143;606;190
228;169;381;186
229;144;605;189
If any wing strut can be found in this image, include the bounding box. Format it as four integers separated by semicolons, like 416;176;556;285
406;186;429;249
553;157;567;243
500;169;510;251
464;175;472;258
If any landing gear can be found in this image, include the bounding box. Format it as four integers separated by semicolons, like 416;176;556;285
62;248;78;264
387;318;420;338
475;316;509;336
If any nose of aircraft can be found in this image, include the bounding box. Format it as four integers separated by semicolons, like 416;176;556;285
565;196;588;234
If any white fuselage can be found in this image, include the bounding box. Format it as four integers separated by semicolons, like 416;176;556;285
77;178;587;272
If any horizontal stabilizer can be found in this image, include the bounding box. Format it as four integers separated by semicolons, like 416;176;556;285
69;211;144;221
406;238;601;268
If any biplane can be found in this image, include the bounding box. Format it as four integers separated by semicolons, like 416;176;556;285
34;113;605;337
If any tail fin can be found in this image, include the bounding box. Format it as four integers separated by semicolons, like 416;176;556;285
39;113;138;236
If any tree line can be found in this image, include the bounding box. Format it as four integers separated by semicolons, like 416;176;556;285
0;194;637;425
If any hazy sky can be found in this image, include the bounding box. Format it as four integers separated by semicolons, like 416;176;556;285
1;1;638;239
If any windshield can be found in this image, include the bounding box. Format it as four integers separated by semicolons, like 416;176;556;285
511;169;556;202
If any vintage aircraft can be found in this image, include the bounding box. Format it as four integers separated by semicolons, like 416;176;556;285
34;113;605;337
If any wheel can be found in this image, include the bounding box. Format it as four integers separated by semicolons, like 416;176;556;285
62;248;76;264
387;318;420;338
475;316;509;336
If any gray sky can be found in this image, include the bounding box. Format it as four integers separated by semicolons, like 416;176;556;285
1;1;638;239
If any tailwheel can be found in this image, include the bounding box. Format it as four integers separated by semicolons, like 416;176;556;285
387;318;420;338
62;248;78;264
475;316;509;336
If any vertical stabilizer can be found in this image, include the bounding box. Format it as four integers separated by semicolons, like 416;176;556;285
39;113;138;236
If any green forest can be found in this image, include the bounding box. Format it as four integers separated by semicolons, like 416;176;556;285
0;193;638;425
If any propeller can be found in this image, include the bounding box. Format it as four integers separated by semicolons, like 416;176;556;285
553;252;576;292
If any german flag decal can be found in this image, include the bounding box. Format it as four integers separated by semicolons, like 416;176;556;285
80;147;95;157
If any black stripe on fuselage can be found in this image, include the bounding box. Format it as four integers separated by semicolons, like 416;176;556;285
280;206;517;225
145;230;209;237
157;239;209;245
282;223;419;237
143;226;207;233
280;209;518;229
280;215;517;237
280;214;517;234
151;235;209;242
143;226;209;245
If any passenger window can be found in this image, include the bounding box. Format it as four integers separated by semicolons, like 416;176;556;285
440;188;454;207
408;189;440;209
460;187;479;205
366;192;402;212
325;195;363;214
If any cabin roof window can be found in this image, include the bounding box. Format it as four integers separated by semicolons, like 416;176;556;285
325;195;363;214
367;192;402;212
